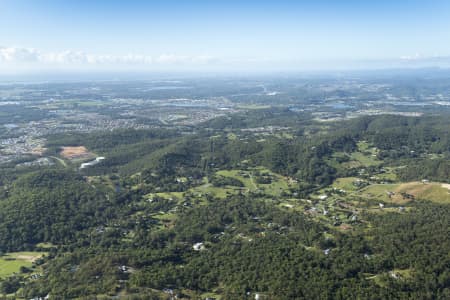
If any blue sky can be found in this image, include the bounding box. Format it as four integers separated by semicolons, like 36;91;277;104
1;0;450;72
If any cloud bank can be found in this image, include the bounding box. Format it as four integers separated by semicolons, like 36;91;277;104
0;46;217;68
2;46;450;73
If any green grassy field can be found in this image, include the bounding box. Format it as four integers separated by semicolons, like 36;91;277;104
358;184;400;202
341;141;382;167
258;176;290;197
377;171;398;181
357;181;450;204
396;182;450;204
357;141;370;151
192;184;236;199
349;152;381;167
216;167;291;197
147;191;184;201
216;169;257;190
0;252;45;278
35;242;56;249
332;177;360;192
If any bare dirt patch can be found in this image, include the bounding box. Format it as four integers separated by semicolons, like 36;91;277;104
60;146;93;160
15;254;41;262
339;224;352;231
441;183;450;190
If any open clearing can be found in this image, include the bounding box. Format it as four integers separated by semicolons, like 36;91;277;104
145;167;293;204
358;184;399;202
347;141;382;167
359;182;450;204
349;152;381;167
216;167;291;197
332;177;360;192
395;182;450;203
60;146;93;160
441;183;450;190
0;252;46;278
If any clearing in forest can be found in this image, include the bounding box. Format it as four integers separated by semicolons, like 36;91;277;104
359;181;450;204
0;252;46;278
60;146;93;160
395;182;450;204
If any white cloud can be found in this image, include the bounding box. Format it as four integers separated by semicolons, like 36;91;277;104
154;54;217;65
400;53;422;61
0;46;218;67
3;46;450;72
397;54;450;68
42;50;89;64
0;47;40;62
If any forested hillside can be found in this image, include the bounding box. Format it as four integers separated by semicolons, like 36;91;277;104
0;112;449;299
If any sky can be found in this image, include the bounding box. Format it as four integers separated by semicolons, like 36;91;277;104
1;0;450;73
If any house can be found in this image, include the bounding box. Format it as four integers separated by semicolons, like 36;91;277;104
30;273;43;280
387;191;395;197
255;293;266;300
119;265;129;273
379;203;385;209
389;271;399;279
193;242;206;251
